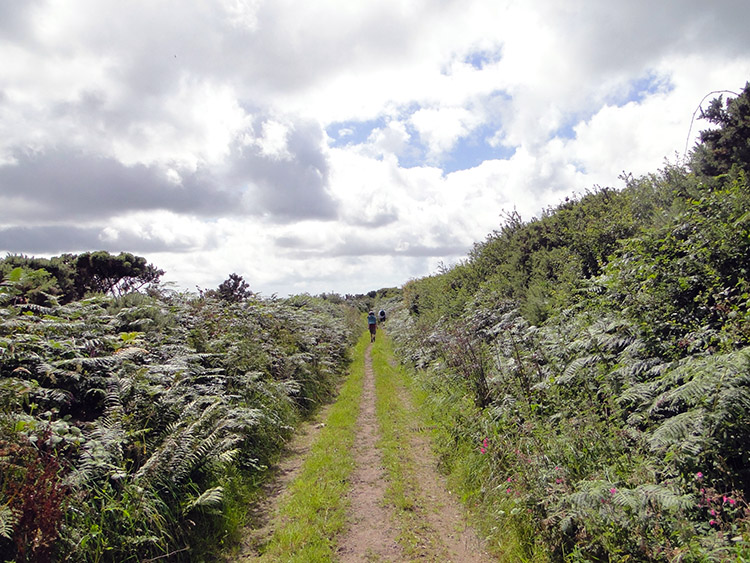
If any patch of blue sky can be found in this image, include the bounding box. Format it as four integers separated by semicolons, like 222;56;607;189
392;138;428;169
552;74;672;141
464;47;502;70
613;72;674;106
326;116;388;148
551;111;594;141
441;124;516;173
553;120;578;140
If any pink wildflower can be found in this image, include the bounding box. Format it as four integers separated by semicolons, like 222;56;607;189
507;477;512;482
709;519;717;526
506;488;512;494
695;471;704;481
729;498;736;505
710;509;717;516
610;488;617;495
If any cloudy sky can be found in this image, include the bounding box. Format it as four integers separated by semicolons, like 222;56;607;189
1;1;749;296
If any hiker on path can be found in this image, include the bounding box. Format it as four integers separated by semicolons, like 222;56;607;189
378;309;386;324
367;311;377;342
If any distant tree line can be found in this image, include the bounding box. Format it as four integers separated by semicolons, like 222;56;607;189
0;251;164;305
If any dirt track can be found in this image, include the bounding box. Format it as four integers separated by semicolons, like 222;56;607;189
237;340;492;561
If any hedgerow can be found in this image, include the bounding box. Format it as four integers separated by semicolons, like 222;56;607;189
386;86;750;561
0;287;356;562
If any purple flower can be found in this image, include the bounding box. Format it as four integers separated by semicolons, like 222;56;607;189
695;472;704;481
610;488;617;495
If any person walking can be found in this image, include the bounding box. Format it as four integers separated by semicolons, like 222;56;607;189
367;311;377;342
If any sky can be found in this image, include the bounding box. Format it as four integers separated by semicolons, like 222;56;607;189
1;1;750;297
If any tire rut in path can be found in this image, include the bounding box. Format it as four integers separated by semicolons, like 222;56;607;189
336;343;403;562
401;386;493;562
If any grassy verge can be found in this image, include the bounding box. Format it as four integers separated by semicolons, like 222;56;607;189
371;334;446;558
399;352;544;562
248;331;369;562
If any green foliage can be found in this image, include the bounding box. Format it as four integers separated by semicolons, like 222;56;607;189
1;251;164;303
0;266;63;307
205;273;253;302
691;82;750;179
605;173;750;356
386;98;750;560
74;251;164;297
0;288;355;561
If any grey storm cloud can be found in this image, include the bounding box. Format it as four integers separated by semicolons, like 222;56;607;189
0;116;338;225
230;119;338;221
277;234;467;259
0;224;208;254
335;242;467;258
558;1;750;76
359;210;399;228
0;148;241;223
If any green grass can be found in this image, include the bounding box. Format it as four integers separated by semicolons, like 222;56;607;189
398;348;544;562
371;334;446;559
247;331;369;562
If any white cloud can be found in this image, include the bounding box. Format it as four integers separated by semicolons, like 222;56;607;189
2;0;750;296
365;120;411;159
255;119;292;160
410;106;477;159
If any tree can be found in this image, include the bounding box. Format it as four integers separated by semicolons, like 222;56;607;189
212;273;252;302
74;251;164;297
0;266;62;306
691;82;750;178
1;254;77;302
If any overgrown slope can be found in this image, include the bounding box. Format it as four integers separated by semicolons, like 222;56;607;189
387;84;750;561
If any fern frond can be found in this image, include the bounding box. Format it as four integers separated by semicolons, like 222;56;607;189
0;505;17;539
637;484;693;511
182;486;224;515
217;448;239;465
648;409;705;450
618;381;659;408
0;378;37;406
559;354;600;384
566;480;611;510
611;483;692;513
659;375;716;409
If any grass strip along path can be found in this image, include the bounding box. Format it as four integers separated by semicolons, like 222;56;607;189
240;332;368;562
371;334;492;563
237;330;491;562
